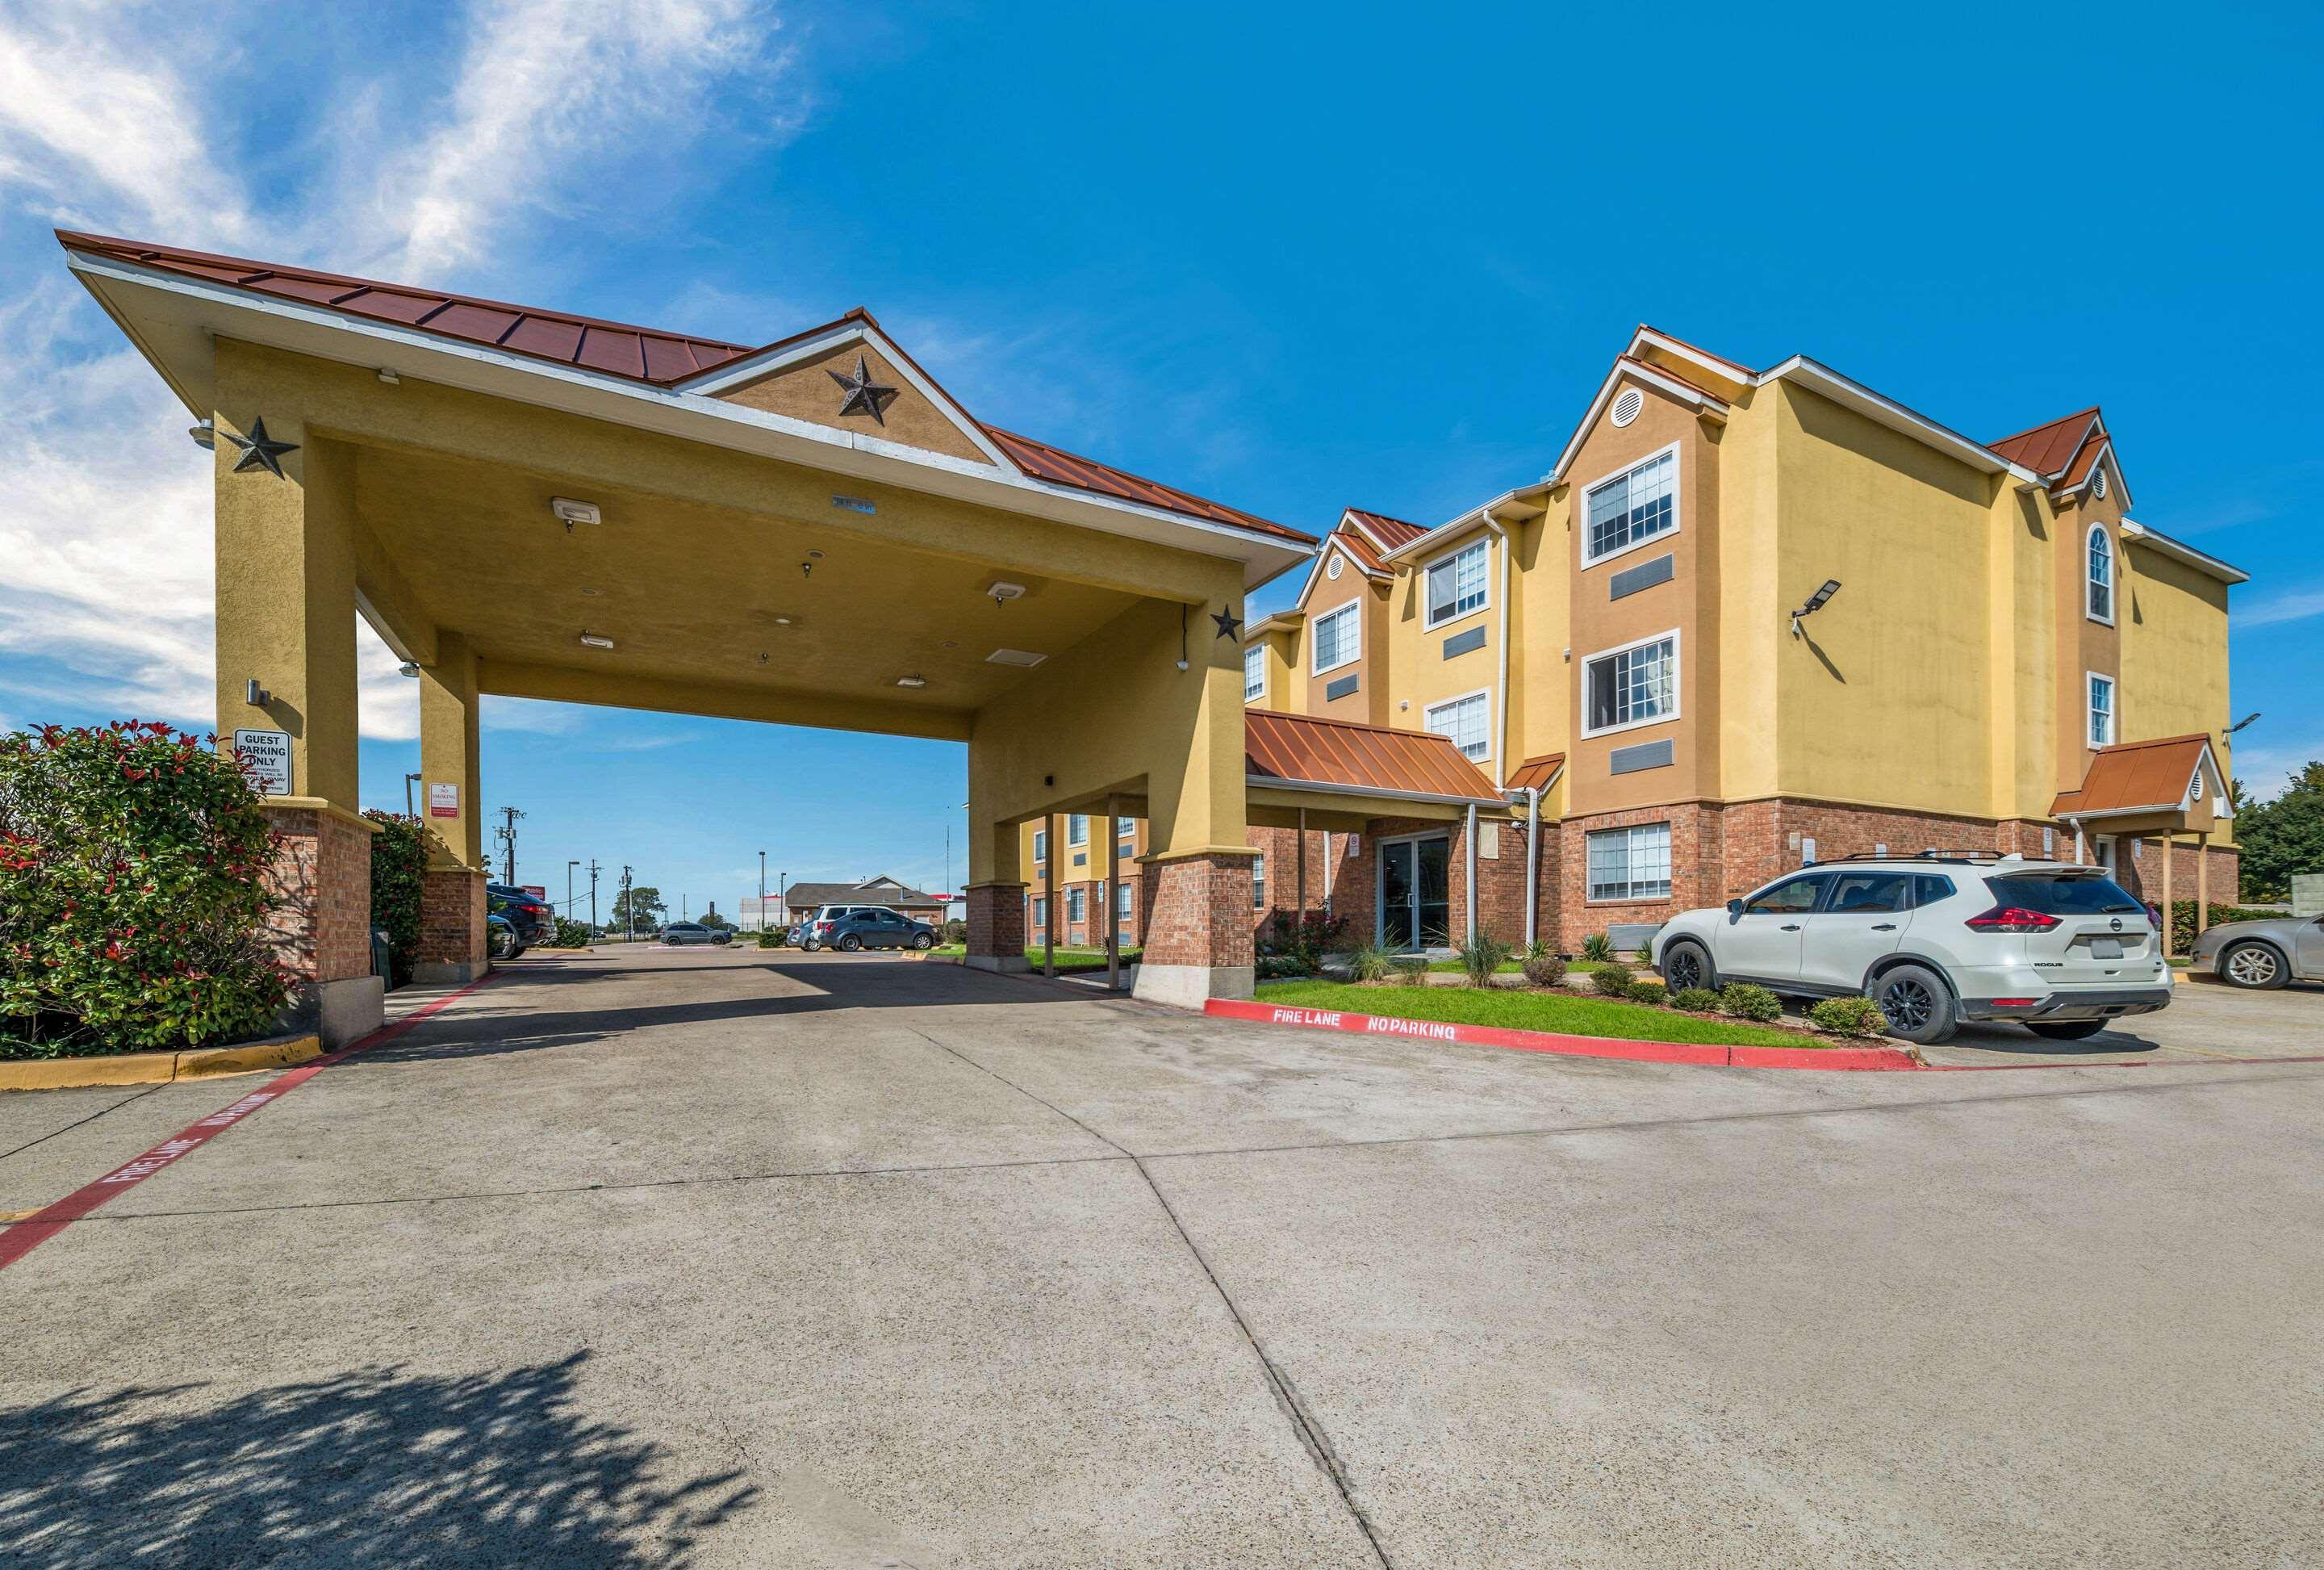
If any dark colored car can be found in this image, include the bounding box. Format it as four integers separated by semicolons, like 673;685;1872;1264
487;884;554;949
659;922;731;947
487;912;520;961
814;907;936;952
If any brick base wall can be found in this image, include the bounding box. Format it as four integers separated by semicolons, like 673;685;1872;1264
418;867;487;969
1139;853;1258;970
260;806;374;986
966;881;1028;959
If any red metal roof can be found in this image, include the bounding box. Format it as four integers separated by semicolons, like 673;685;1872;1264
1245;710;1504;803
1329;528;1389;576
1344;509;1427;549
59;230;759;383
60;228;1310;546
1988;407;2101;478
2052;733;2214;817
1634;324;1761;380
1616;353;1729;407
1507;753;1566;793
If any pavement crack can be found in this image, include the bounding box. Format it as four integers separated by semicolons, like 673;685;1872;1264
0;1081;171;1165
905;1027;1397;1569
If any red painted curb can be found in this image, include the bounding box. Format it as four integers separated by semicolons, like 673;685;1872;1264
0;971;505;1273
1204;998;1921;1072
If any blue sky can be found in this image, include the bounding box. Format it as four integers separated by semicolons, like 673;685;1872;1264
2;2;2318;914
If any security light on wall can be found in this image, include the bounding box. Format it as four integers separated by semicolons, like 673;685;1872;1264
985;580;1027;605
550;496;601;528
188;419;215;450
397;662;420;678
579;631;616;650
2226;712;2262;735
1789;579;1842;636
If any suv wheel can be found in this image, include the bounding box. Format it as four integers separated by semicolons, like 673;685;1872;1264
1874;964;1958;1046
2219;940;2288;990
1658;939;1715;993
913;933;934;950
839;933;863;952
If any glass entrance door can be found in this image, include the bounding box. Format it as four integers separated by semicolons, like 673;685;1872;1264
1379;836;1452;951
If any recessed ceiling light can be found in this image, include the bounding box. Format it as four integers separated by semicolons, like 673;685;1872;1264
895;674;927;689
985;648;1047;668
551;497;601;527
579;631;616;650
579;587;601;596
772;615;792;626
806;549;826;559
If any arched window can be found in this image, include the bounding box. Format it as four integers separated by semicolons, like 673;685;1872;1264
2087;525;2114;623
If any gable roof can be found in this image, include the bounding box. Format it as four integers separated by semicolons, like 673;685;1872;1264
1507;753;1566;793
2051;733;2231;819
56;228;1312;549
1342;509;1427;551
1245;710;1507;806
783;876;943;909
1988;407;2101;477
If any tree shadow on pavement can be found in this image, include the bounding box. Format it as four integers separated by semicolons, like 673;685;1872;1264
0;1351;756;1567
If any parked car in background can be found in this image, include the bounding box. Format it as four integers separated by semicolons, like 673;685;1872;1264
794;903;888;950
487;912;520;961
815;906;937;952
658;921;731;947
2192;912;2324;989
487;884;554;949
1651;854;2172;1046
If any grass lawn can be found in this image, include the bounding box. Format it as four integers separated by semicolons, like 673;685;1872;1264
931;944;1142;974
1254;980;1819;1049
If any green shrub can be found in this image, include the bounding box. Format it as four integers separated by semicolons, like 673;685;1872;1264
1719;982;1783;1023
1390;953;1428;983
1256;953;1315;980
1808;995;1890;1037
1588;962;1633;996
0;721;291;1058
551;916;593;948
363;811;428;986
1520;952;1568;987
1625;980;1669;1007
1669;986;1721;1013
756;927;788;948
1579;931;1616;963
1339;940;1394;983
1457;930;1514;987
940;918;967;945
2168;899;2282;953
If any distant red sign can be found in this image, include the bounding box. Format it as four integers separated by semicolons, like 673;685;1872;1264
521;885;546;898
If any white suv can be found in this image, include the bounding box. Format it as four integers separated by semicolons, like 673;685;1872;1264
1649;854;2172;1046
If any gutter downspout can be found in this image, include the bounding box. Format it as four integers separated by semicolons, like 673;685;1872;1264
1465;801;1478;944
1523;785;1540;951
1487;513;1510;793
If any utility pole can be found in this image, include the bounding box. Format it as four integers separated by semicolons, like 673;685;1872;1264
494;806;526;886
566;860;579;919
619;865;633;943
759;850;767;932
587;860;601;930
403;771;422;818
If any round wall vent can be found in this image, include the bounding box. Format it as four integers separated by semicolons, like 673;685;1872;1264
1327;553;1344;580
1611;387;1645;427
2092;467;2109;500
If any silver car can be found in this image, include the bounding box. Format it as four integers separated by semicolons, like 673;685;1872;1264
2192;912;2324;989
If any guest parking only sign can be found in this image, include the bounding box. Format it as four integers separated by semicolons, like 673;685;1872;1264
230;729;291;794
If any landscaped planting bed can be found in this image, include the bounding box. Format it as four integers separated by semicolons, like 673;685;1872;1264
1252;980;1825;1049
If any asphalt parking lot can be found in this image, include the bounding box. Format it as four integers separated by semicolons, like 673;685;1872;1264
3;948;2320;1567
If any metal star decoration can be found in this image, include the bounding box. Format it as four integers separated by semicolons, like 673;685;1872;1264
826;354;899;425
221;417;298;479
1210;606;1243;641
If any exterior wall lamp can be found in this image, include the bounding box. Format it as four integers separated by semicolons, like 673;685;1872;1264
1790;579;1842;637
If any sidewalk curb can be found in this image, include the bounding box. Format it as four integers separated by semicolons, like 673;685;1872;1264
0;1033;321;1093
1206;999;1921;1071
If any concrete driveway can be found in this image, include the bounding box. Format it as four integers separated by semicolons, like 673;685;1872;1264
1919;969;2322;1067
3;948;2320;1567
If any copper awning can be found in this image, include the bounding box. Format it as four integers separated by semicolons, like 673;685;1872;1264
2052;733;2229;822
1246;710;1507;806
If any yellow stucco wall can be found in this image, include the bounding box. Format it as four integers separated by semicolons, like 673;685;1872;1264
1382;518;1501;772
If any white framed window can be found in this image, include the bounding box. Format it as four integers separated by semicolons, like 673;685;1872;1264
1424;688;1492;762
2086;525;2114;625
2088;672;2116;747
1067;886;1085;923
1586;823;1673;902
1310;600;1361;675
1033;897;1047;928
1117;881;1133;918
1582;442;1678;565
1116;815;1135;841
1067;814;1088;846
1423;537;1490;630
1252;852;1266;909
1582;630;1680;738
1033;829;1047;863
1243;643;1266;702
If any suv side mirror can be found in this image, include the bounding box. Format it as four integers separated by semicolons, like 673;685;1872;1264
1725;898;1743;916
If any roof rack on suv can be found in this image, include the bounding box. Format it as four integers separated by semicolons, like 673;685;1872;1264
1818;848;2021;865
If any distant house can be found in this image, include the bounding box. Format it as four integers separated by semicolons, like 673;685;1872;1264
779;875;947;927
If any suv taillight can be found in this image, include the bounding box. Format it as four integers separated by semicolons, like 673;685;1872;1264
1965;906;2061;934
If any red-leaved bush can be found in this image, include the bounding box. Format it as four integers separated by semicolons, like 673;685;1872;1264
0;721;290;1058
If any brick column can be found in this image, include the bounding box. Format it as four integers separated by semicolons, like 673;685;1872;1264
963;881;1030;972
415;867;488;984
259;802;385;1046
1134;851;1256;1007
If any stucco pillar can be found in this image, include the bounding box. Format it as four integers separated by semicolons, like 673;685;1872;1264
963;809;1029;973
415;630;489;982
211;397;382;1045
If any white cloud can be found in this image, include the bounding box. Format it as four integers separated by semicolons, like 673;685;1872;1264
2234;586;2324;630
2226;741;2320;802
0;0;792;739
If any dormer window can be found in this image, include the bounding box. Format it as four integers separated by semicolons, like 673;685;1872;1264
1424;538;1489;630
1312;601;1360;675
1583;444;1678;565
2087;525;2114;624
